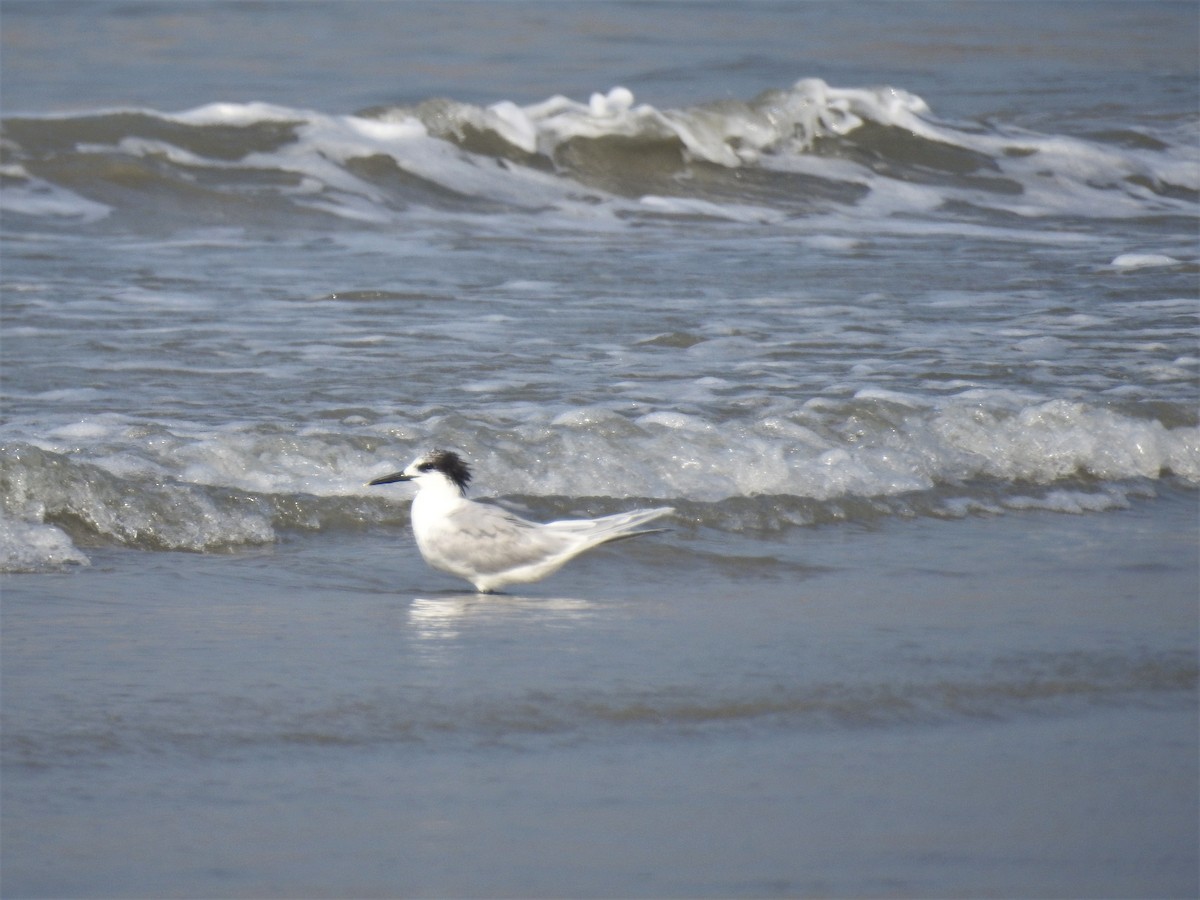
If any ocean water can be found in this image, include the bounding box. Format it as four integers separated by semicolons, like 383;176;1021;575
2;2;1197;897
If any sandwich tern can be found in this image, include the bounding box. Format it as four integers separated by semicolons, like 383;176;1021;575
368;449;673;593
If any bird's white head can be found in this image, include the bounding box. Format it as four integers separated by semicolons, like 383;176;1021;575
368;449;472;496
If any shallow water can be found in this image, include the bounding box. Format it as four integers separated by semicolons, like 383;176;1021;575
4;492;1197;897
2;2;1198;896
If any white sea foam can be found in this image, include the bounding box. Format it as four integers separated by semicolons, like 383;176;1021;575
169;101;310;126
47;421;114;441
0;167;112;221
638;195;785;223
1110;253;1183;270
1004;489;1132;515
0;518;90;572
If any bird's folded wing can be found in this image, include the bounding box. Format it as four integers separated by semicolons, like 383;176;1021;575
442;503;576;575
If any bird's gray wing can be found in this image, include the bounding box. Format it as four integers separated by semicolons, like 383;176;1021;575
442;502;576;577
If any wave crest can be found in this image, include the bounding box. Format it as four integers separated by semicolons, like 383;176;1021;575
2;392;1196;568
403;80;931;170
4;78;1194;226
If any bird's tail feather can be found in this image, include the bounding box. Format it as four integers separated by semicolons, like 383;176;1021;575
549;506;674;543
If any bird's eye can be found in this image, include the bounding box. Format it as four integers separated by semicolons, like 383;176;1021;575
417;462;435;472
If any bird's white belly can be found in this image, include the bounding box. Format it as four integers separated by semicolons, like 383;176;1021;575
411;514;476;580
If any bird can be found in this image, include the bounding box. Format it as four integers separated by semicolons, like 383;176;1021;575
368;449;673;593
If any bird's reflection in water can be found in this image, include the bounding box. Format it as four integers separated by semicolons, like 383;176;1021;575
405;593;598;651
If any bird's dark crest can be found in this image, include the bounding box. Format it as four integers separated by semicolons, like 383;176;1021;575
425;449;472;494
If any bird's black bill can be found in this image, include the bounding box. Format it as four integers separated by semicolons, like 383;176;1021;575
367;471;412;486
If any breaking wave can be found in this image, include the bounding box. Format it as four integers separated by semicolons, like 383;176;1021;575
3;392;1196;571
3;79;1196;229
